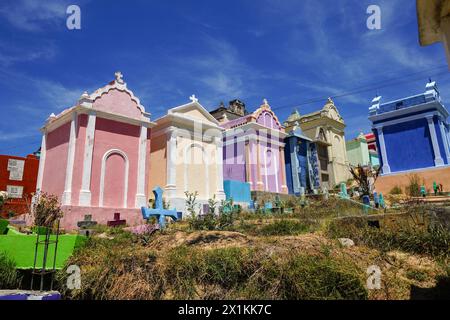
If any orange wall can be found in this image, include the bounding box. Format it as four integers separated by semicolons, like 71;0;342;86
375;166;450;195
148;133;167;198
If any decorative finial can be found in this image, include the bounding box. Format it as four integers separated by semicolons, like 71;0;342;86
263;98;268;105
189;94;198;103
115;71;124;84
80;91;89;99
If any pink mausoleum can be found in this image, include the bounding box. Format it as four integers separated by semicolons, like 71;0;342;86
37;72;155;229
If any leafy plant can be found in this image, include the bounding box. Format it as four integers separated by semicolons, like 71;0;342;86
184;191;199;217
0;252;21;289
405;174;423;197
389;185;403;195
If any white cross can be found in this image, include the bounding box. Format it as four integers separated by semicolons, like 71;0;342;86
115;71;123;83
189;94;198;103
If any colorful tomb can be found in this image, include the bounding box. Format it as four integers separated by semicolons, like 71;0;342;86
284;125;321;195
369;81;450;175
346;133;371;167
364;132;380;167
213;100;288;194
284;99;351;188
37;72;155;229
148;96;226;212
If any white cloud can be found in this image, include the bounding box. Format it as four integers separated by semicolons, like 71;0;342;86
0;0;69;32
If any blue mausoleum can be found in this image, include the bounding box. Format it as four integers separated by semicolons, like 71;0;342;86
284;126;321;195
368;81;450;175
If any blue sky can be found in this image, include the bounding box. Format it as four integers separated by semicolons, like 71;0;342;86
0;0;449;156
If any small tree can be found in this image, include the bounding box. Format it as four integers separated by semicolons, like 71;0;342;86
32;193;63;228
208;195;218;215
0;191;8;212
348;164;381;196
184;191;199;217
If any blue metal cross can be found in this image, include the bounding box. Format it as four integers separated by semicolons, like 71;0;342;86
141;186;178;229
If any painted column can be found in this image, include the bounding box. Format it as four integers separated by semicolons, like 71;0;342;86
375;126;391;174
135;124;148;207
79;111;96;206
438;117;450;164
245;140;251;183
256;137;264;191
36;131;47;193
164;127;177;199
289;138;300;194
426;116;444;166
279;145;288;193
214;136;226;200
62;112;78;205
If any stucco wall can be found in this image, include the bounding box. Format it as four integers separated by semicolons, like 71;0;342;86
41;122;70;198
375;166;450;194
383;118;435;172
89;117;141;208
148;133;168;195
92;89;142;120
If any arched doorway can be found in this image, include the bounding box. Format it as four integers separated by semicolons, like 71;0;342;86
99;149;129;208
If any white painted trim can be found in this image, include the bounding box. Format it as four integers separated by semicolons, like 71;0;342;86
438;119;450;163
214;136;226;200
135;124;148;207
222;122;288;138
89;79;150;118
183;142;209;197
375;127;391;174
380;164;450;176
79;111;96;206
99;149;129;208
426;116;444;166
223;133;285;148
35;132;47;192
274;147;279;193
43;105;155;133
372;111;439;129
165;100;220;125
263;146;269;191
165;127;178;198
62;112;78;205
369;100;448;123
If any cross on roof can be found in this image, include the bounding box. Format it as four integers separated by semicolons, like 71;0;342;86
115;71;124;83
190;94;198;103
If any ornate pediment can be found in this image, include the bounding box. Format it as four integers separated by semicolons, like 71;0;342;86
321;98;344;123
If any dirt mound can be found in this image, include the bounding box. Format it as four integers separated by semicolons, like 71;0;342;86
148;230;251;249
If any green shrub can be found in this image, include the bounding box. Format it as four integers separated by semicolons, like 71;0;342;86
0;219;9;235
258;219;311;236
326;219;450;260
406;269;428;282
0;252;20;289
246;254;367;300
389;185;403;195
405;174;423;197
